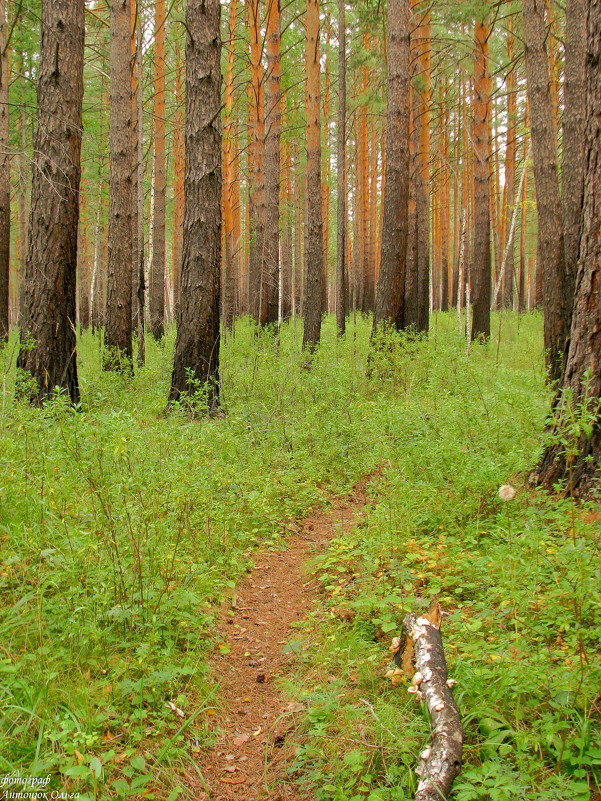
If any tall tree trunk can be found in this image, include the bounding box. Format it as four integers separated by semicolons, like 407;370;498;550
561;0;586;303
522;0;569;380
519;137;529;311
471;14;491;341
169;0;221;407
172;35;185;320
151;0;166;341
533;0;601;495
440;84;450;313
302;0;323;351
0;0;9;342
16;0;84;401
105;0;133;368
336;0;346;335
17;26;28;324
281;133;293;320
248;0;266;324
135;11;145;366
416;2;430;333
374;0;410;332
223;0;237;330
405;79;419;328
264;0;281;326
502;17;517;309
130;0;138;334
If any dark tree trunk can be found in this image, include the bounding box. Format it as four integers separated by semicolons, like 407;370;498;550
302;0;323;352
522;0;569;380
533;0;601;496
0;0;9;343
105;0;133;368
471;15;491;342
561;0;586;305
336;0;346;336
169;0;221;408
373;0;410;332
16;0;84;402
264;0;281;327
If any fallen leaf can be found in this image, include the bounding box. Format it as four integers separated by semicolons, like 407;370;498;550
286;701;305;713
232;734;249;746
252;727;262;736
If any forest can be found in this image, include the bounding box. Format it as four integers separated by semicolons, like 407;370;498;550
0;0;600;799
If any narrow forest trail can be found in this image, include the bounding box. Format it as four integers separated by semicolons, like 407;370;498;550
190;481;370;800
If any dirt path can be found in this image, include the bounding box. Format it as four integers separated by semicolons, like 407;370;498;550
191;482;368;800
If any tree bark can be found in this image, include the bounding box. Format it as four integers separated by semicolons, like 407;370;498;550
336;0;346;335
502;18;517;310
401;613;463;800
223;0;237;331
16;0;84;402
135;13;145;367
302;0;323;352
105;0;133;368
169;0;221;409
415;3;430;334
172;34;185;321
150;0;166;341
522;0;569;380
471;14;491;342
533;0;601;496
264;0;281;326
561;0;586;307
373;0;410;332
248;0;266;325
0;0;9;343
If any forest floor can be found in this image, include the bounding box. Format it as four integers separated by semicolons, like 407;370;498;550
1;313;600;801
191;482;368;800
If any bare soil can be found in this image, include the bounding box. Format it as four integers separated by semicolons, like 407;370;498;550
190;482;368;800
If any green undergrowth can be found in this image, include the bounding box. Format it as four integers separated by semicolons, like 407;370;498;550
281;313;601;801
0;316;386;800
1;311;598;800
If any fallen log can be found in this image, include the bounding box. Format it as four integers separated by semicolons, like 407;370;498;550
399;611;463;801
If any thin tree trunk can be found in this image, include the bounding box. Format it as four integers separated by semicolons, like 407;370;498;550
416;3;431;333
78;186;90;330
502;17;517;309
303;0;323;351
264;0;281;326
172;34;185;320
373;0;410;332
169;0;221;407
105;0;133;368
248;0;266;324
150;0;166;340
135;12;145;367
223;0;237;330
336;0;346;335
16;0;84;401
519;136;529;312
471;13;491;342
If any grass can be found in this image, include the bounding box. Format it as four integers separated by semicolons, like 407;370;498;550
0;311;599;800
